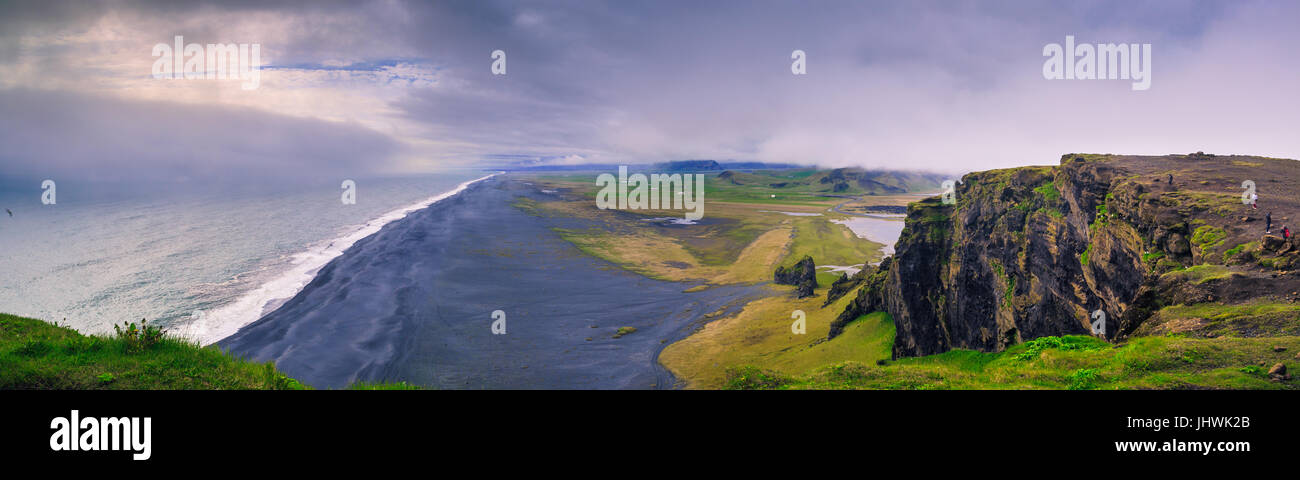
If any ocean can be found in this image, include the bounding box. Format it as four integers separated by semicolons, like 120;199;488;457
0;171;493;345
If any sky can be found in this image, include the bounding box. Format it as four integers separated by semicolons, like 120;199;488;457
1;0;1298;184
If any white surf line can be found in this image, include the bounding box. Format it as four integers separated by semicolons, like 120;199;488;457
180;172;501;346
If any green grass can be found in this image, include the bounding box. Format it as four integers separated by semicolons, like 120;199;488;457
724;366;792;390
1011;335;1106;361
781;216;883;268
815;271;842;287
1161;264;1237;284
1066;368;1101;390
774;312;896;372
1154;301;1300;326
703;181;831;206
1092;203;1110;228
1163;191;1240;217
0;313;415;390
1033;183;1061;202
1222;242;1257;263
725;315;1300;390
1136;299;1300;338
1191;225;1228;256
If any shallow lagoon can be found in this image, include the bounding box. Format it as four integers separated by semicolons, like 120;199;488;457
831;216;906;257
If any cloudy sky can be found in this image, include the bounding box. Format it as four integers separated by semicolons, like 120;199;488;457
1;0;1298;184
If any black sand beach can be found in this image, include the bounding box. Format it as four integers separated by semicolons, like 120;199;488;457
218;176;763;389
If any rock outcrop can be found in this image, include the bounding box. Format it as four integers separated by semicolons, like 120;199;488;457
835;154;1300;358
828;257;891;338
824;269;866;306
774;256;818;298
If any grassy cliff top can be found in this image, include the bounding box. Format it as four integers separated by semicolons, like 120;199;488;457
726;314;1300;390
0;313;309;389
0;313;419;390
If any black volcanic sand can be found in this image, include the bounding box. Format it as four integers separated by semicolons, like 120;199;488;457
219;177;765;389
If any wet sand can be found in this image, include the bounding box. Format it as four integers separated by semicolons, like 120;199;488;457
218;176;763;389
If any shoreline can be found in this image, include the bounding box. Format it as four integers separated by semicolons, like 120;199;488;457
218;176;763;389
182;172;501;346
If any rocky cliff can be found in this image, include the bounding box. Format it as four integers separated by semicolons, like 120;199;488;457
774;255;818;298
836;154;1300;358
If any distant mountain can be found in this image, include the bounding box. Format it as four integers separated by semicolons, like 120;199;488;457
653;160;722;172
716;167;947;195
717;161;802;170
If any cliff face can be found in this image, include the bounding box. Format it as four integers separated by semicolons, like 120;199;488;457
839;154;1300;358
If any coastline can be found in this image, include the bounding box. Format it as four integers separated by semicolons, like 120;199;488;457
218;176;764;389
181;172;501;346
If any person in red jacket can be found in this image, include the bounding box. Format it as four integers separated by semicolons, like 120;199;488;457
1284;226;1291;240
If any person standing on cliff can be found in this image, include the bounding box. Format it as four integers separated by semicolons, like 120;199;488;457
1266;212;1273;233
1167;174;1173;185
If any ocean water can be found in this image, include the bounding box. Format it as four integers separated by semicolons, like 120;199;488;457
0;171;492;344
